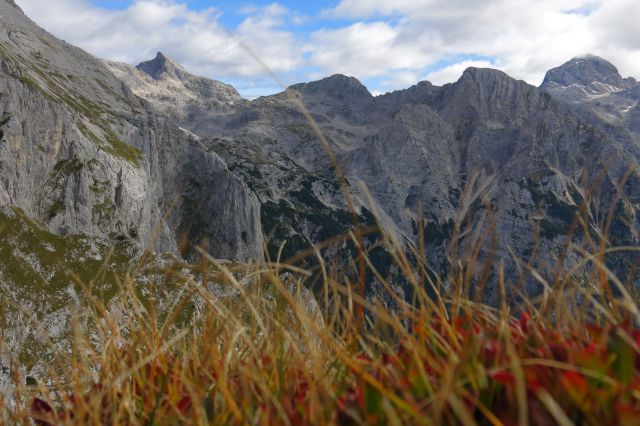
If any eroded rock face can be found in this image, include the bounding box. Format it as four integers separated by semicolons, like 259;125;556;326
0;4;265;397
540;55;640;146
542;54;626;92
3;0;640;298
106;52;244;126
0;0;263;262
112;49;640;298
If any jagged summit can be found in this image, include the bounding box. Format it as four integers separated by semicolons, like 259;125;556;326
108;52;242;120
443;66;533;106
541;54;624;91
540;55;640;128
136;51;189;81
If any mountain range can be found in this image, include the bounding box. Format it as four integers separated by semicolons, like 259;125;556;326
2;0;640;309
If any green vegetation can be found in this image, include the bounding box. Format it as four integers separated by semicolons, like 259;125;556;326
18;75;39;90
103;130;143;166
47;159;85;195
1;149;640;425
2;45;143;167
0;207;134;308
92;197;117;228
2;32;640;426
46;200;64;219
89;176;109;194
53;158;84;175
77;122;143;166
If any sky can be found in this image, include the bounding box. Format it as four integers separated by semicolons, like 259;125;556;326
14;0;640;98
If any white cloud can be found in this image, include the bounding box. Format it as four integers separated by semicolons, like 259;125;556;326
12;0;640;96
308;22;437;78
318;0;640;91
15;0;303;82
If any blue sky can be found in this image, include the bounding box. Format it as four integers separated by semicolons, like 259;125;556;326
16;0;640;98
90;1;353;34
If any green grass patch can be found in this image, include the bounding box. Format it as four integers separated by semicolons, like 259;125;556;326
103;130;143;166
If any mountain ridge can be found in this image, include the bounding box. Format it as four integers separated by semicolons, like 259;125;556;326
2;0;640;301
137;51;189;81
105;50;640;305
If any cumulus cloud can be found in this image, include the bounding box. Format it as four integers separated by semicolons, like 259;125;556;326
12;0;640;96
322;0;640;89
308;22;437;78
16;0;303;82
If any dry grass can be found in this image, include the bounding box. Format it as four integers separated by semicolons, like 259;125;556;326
2;36;640;424
1;199;640;426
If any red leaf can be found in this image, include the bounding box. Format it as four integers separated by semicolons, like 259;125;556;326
177;395;192;414
585;341;599;355
294;381;309;402
549;343;569;362
561;371;588;394
519;311;532;334
491;371;515;386
31;397;53;415
481;340;499;362
633;330;640;348
356;354;372;364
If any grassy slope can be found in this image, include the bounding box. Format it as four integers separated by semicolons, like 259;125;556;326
0;207;135;305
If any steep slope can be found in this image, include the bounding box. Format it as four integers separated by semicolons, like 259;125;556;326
0;0;262;263
0;0;265;398
343;103;459;231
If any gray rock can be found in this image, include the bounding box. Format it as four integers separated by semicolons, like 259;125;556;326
4;0;640;301
540;54;640;147
542;54;626;92
0;0;263;262
106;52;243;129
108;48;640;296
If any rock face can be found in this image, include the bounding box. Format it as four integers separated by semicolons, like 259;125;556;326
0;5;264;397
541;55;640;144
106;52;243;126
2;0;640;298
9;0;640;400
539;55;640;283
542;54;626;92
110;50;640;297
0;0;263;263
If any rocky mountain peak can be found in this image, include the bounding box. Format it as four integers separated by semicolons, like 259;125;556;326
136;51;188;81
541;54;624;92
291;74;373;102
447;66;528;102
458;67;513;84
